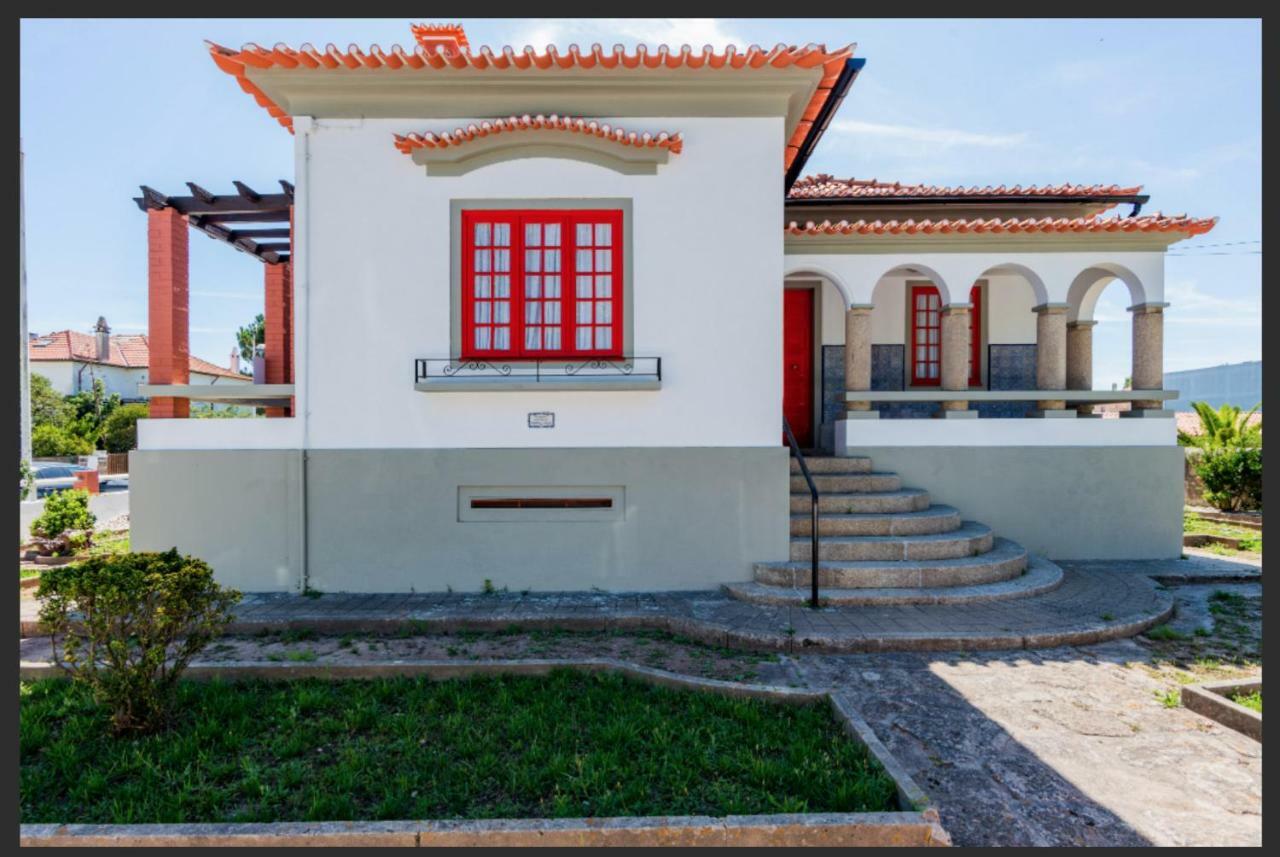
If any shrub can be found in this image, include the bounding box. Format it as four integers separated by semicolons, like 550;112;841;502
1196;446;1262;512
30;488;96;553
1178;401;1262;449
20;459;33;500
36;550;242;734
101;403;150;453
31;423;93;457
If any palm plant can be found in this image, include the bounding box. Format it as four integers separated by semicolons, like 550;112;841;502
1179;401;1262;448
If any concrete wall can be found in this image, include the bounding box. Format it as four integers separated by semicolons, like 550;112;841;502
846;445;1185;560
127;447;789;593
298;116;784;450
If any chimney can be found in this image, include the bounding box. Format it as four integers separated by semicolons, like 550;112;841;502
93;316;110;362
410;23;469;56
230;347;241;373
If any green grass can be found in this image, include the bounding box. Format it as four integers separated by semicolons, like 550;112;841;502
1145;624;1188;642
1154;688;1181;709
20;567;41;580
1231;689;1262;713
1184;511;1262;553
19;671;895;824
85;530;130;558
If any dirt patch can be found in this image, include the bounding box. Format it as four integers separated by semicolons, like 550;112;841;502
1136;583;1261;686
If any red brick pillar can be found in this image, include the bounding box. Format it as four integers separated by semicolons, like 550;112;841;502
264;261;289;417
147;207;190;418
288;204;296;416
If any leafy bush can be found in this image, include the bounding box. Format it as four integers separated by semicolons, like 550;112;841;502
1179;401;1262;449
36;550;242;734
101;403;150;453
31;423;93;457
1196;446;1262;512
30;488;96;552
20;459;33;500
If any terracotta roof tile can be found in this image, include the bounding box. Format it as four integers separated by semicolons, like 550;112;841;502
393;114;683;156
28;332;246;380
787;174;1145;200
784;213;1217;238
205;24;852;173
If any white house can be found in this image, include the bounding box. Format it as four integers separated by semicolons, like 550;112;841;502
29;317;249;400
129;23;1215;597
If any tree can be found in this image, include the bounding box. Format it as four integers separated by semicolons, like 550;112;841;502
65;378;122;449
29;373;72;428
1178;401;1262;449
101;403;150;454
236;313;265;365
32;424;93;457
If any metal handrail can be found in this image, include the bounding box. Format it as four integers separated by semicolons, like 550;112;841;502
783;417;820;609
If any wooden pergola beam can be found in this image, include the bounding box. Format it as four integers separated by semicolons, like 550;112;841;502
135;182;293;265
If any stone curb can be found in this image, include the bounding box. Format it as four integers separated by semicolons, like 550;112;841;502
1181;676;1262;743
18;659;949;848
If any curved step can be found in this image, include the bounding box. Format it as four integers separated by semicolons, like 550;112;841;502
791;472;901;493
755;537;1028;589
790;456;872;474
726;556;1065;606
791;505;962;537
794;489;931;515
790;521;993;562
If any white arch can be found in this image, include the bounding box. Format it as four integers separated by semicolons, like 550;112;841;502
966;262;1050;307
783;264;853;307
871;262;953;304
1067;263;1147;322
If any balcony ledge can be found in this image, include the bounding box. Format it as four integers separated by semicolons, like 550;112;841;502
415;376;660;393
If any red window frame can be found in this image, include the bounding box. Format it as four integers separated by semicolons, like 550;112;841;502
460;209;624;360
909;283;982;387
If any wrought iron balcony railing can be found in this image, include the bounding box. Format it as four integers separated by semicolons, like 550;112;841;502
414;357;662;391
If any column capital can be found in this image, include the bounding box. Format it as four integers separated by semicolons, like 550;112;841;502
1127;301;1170;314
1031;302;1070;314
939;303;971;315
846;303;874;313
1067;319;1098;330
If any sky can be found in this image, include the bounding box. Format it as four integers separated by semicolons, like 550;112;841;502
20;18;1261;389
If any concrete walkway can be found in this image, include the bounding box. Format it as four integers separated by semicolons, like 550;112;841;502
23;564;1184;652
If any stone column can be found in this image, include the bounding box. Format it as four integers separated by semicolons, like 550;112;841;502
1129;302;1167;412
1066;320;1096;415
844;305;874;415
147;206;190;419
939;304;972;414
1033;304;1069;413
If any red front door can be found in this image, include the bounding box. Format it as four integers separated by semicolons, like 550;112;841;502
783;289;815;447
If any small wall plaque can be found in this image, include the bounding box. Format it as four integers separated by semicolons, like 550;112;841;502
528;411;555;429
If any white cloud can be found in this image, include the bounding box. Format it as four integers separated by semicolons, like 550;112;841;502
828;120;1028;149
506;18;744;51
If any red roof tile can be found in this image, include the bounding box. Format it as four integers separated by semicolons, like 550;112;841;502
394;114;683;156
788;174;1144;200
28;331;246;380
205;24;852;173
785;213;1217;238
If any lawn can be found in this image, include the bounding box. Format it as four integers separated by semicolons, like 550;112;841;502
1183;511;1262;555
20;670;896;824
1232;689;1262;713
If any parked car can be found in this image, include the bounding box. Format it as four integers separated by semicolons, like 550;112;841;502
24;460;125;498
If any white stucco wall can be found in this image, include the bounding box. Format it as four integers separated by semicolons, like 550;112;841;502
294;116;784;450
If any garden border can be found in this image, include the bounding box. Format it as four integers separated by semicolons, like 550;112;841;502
19;658;949;847
1181;676;1262;743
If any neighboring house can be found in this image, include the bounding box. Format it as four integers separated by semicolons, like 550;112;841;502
129;22;1216;595
28;317;249;401
1165;360;1262;412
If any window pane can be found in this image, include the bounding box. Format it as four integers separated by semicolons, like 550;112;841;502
475;328;491;350
916;346;926;361
474;276;491;298
475;222;491;246
494;302;510;323
595;249;612;272
545;223;560;245
576;303;592;324
474;302;491;323
526;275;541;298
595;223;611;245
576;249;593;272
576;327;592;350
525;249;541;272
916;294;926;309
596;302;612;324
595;275;611;298
576;223;592;245
525;303;541;324
475;250;490;273
595;328;612;350
928;329;939;344
576;276;593;298
494;223;510;246
525;223;541;246
916;311;926;326
544;249;560;272
494;327;510;350
545;302;560;323
544;276;560;298
545;328;561;350
494;276;510;298
928;364;938;378
494;249;510;272
525;328;541;350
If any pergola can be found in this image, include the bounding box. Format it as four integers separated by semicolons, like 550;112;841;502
133;181;295;416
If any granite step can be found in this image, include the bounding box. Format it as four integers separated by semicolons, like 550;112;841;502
754;537;1028;589
790;472;902;494
789;456;873;475
790;506;962;537
793;489;931;515
725;555;1064;606
789;522;993;562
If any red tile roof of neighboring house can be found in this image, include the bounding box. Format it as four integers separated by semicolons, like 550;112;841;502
787;174;1145;201
205;25;852;173
784;213;1218;238
393;114;683;156
28;331;246;380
